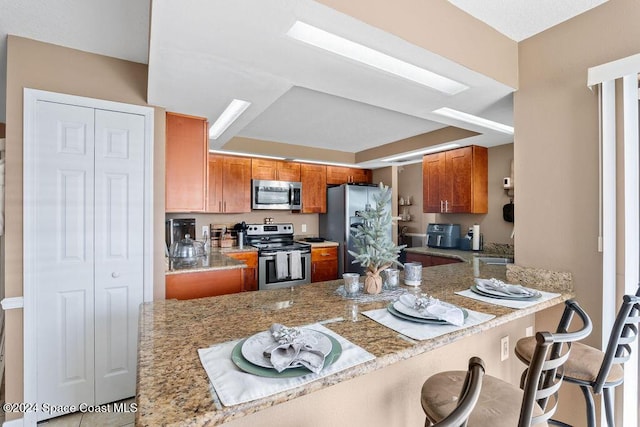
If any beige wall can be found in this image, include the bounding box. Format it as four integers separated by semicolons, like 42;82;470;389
398;144;514;246
4;36;166;418
516;1;640;423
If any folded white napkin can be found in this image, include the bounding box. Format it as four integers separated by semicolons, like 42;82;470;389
475;278;535;296
398;294;464;326
276;252;288;280
289;250;302;280
265;324;326;373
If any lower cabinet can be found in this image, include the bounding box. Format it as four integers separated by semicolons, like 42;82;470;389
165;268;243;300
311;246;338;282
405;252;462;267
225;251;258;292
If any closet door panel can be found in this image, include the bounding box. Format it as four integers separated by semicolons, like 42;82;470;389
93;109;145;404
34;101;96;420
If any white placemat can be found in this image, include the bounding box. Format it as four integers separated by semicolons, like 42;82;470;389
455;289;561;309
361;307;495;341
197;323;375;406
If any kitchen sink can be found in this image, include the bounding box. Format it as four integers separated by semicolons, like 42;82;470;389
475;257;514;265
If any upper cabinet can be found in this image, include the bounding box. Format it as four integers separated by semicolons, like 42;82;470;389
208;154;252;213
251;159;301;182
326;166;372;185
165;112;208;212
300;163;327;213
422;145;488;214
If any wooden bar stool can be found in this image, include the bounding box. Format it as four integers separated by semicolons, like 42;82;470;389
427;357;486;427
421;300;592;427
515;292;640;427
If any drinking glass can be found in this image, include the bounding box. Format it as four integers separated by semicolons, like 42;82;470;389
403;262;422;286
342;273;361;296
382;268;399;289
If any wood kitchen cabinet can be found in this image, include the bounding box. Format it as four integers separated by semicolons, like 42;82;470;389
326;166;372;185
165;112;208;212
300;163;327;213
225;251;258;292
251;159;301;182
311;246;338;282
405;252;462;267
422;145;488;214
165;268;243;300
208;154;252;213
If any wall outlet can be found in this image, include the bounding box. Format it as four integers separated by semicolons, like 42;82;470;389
202;225;209;238
301;224;307;233
500;336;509;361
525;326;534;337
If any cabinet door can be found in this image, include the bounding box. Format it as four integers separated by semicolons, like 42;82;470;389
350;168;372;184
276;161;301;182
300;164;327;213
165;269;243;300
251;158;277;180
222;156;252;213
165;112;207;212
311;247;338;282
422;152;446;213
207;154;224;213
225;251;258;292
326;166;351;185
447;146;488;214
405;252;431;267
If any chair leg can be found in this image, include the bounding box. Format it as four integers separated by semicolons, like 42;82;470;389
603;387;615;427
580;385;596;427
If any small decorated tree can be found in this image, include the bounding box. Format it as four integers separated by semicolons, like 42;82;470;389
348;183;406;294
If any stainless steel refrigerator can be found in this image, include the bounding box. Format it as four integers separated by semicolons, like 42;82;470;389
319;183;392;276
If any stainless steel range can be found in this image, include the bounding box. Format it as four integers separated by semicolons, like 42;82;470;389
246;223;311;290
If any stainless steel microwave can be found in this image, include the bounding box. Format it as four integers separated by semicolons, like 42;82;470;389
252;179;302;210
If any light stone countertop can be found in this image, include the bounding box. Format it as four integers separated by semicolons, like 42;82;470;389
137;260;572;426
165;247;258;275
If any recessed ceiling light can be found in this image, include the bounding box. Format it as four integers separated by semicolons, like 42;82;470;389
381;143;461;162
209;149;285;160
209;99;251;139
286;21;469;95
432;107;514;135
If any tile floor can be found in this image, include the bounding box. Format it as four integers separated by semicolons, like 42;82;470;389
0;397;136;427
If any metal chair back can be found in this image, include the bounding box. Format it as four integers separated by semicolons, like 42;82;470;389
431;357;485;427
519;299;593;427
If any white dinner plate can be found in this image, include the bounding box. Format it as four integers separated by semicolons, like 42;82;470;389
393;300;441;320
241;328;333;369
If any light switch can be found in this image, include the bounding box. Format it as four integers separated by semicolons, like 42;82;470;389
301;224;307;233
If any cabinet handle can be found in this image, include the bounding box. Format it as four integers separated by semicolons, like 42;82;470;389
219;201;222;212
224;201;227;212
111;272;120;278
321;252;330;257
445;200;449;212
440;200;444;212
312;264;316;273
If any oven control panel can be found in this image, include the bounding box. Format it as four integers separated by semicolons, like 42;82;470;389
246;223;294;236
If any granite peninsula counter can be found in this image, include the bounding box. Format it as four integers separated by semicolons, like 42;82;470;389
137;261;573;427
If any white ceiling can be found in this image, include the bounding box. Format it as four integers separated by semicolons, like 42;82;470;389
0;0;608;166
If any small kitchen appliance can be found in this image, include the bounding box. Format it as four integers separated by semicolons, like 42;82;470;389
246;223;311;290
425;223;460;249
166;218;196;251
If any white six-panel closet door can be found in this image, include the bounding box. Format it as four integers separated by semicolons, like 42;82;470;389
34;101;144;420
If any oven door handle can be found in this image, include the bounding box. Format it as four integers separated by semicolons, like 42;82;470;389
260;251;310;259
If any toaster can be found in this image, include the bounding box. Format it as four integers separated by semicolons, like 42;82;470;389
426;223;461;249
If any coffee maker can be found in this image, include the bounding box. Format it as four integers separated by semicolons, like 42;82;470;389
165;218;196;251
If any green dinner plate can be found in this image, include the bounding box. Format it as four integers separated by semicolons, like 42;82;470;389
470;284;541;301
386;303;468;324
231;332;342;378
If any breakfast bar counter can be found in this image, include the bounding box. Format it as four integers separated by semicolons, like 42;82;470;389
136;262;573;427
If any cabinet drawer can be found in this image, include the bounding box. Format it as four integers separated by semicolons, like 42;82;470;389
166;269;243;300
311;247;337;262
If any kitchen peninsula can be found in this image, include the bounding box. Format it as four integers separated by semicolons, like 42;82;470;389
137;261;572;427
